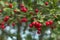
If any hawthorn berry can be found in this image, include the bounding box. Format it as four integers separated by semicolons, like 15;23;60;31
21;7;27;13
1;25;5;29
14;10;17;13
37;31;41;34
45;2;48;5
32;22;36;26
29;24;33;28
35;9;39;13
9;3;13;8
0;10;2;13
45;21;50;26
12;22;15;27
49;20;53;25
21;17;28;22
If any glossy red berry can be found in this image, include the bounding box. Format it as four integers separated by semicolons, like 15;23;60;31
49;20;53;25
9;3;13;8
12;22;15;27
4;16;9;22
21;7;27;13
0;10;2;13
35;22;41;28
35;9;39;13
37;31;41;34
29;24;33;28
32;22;36;26
21;17;28;22
45;21;50;26
1;25;5;29
45;2;48;5
37;28;41;31
14;10;17;13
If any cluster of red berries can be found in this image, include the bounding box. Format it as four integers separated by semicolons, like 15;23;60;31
4;16;10;22
29;21;42;34
45;20;53;26
20;4;28;13
29;20;54;34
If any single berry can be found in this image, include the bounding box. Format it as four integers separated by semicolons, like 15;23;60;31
21;17;28;22
37;31;41;34
32;22;36;26
37;28;41;31
35;9;39;13
4;16;9;22
14;10;17;13
45;21;50;26
45;2;48;5
9;3;13;8
49;20;53;25
1;25;5;29
21;7;27;13
0;10;2;13
12;22;15;27
29;24;33;28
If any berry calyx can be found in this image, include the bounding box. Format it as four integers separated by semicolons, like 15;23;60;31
1;25;5;29
14;10;17;13
37;28;41;31
37;31;41;34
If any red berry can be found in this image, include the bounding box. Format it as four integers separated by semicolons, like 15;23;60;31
12;22;15;27
29;24;33;28
45;2;48;5
35;22;41;28
32;22;36;26
45;21;50;26
4;16;9;22
37;31;41;34
1;25;5;29
21;7;27;13
21;17;28;22
49;20;53;25
9;3;13;8
35;9;39;13
0;10;2;13
5;16;9;20
37;28;41;31
14;10;17;13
